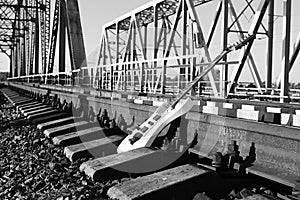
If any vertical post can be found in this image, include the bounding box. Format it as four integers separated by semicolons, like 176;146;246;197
140;25;147;92
34;1;39;75
16;39;20;77
132;21;136;91
143;25;148;58
290;32;300;70
115;23;119;68
153;5;158;93
103;37;107;89
181;0;188;90
115;23;119;91
22;36;26;76
266;0;274;90
190;57;196;96
222;0;228;97
153;5;159;60
9;53;13;78
163;19;167;55
163;19;168;93
280;0;291;103
59;0;66;85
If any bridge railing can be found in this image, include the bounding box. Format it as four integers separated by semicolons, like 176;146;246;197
7;72;74;86
80;54;232;96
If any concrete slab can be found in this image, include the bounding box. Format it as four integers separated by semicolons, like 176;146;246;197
107;164;210;200
21;105;49;114
11;97;31;101
32;112;72;124
13;99;33;106
80;148;162;181
64;135;124;162
245;163;300;189
206;101;216;107
53;126;112;146
223;103;233;109
24;107;54;117
281;113;292;125
263;112;281;124
17;102;42;110
27;109;61;120
241;104;255;111
7;95;20;99
37;116;76;130
202;106;219;115
20;104;48;111
266;107;282;113
241;104;266;112
218;108;237;118
44;121;89;137
237;109;262;121
11;98;30;103
292;115;300;127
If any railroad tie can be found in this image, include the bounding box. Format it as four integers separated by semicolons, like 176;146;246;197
27;109;61;120
80;148;162;182
23;107;54;117
107;164;211;200
37;116;77;130
43;120;90;138
16;101;42;110
52;127;121;146
32;112;72;124
64;135;124;162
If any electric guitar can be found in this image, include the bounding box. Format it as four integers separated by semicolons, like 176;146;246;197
117;34;255;153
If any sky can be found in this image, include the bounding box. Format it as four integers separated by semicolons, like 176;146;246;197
0;0;300;83
0;0;150;73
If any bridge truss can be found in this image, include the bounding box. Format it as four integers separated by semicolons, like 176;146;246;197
4;0;300;101
0;0;50;77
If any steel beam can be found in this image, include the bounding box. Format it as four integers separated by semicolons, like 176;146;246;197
0;17;34;22
207;1;222;48
290;32;300;70
34;4;39;75
59;0;66;74
186;0;219;96
276;32;300;86
280;0;291;103
266;0;274;89
222;0;228;96
65;0;86;70
228;0;270;93
228;0;263;91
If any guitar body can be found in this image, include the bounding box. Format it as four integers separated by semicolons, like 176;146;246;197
117;34;255;153
117;98;194;153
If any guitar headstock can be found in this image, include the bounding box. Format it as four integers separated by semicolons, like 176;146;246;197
227;34;256;51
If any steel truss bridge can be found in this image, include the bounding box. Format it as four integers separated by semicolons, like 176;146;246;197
2;0;300;102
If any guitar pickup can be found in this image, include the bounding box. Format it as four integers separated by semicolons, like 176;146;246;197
141;126;149;133
148;121;154;125
153;115;161;121
129;132;143;145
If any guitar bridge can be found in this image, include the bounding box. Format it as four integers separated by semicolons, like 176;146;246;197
129;132;143;145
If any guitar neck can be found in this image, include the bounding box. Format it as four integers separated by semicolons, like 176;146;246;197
171;50;228;108
171;34;255;108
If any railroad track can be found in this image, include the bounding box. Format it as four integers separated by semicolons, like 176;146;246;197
1;87;299;200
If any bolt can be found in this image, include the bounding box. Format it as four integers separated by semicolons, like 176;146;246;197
212;152;223;168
